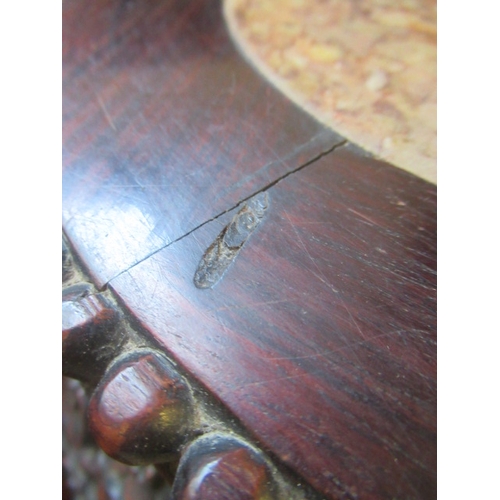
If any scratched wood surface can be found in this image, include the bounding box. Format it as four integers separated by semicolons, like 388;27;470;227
63;0;437;498
109;145;436;499
62;0;341;288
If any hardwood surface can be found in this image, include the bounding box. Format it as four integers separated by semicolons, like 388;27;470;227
62;0;341;288
109;145;436;499
63;0;437;498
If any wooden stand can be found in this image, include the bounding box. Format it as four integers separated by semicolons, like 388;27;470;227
63;1;436;498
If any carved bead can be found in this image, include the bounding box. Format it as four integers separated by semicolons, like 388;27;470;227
62;283;123;385
88;350;194;465
62;237;74;284
172;434;277;500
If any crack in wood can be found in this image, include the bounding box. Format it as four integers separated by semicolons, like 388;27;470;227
103;139;348;291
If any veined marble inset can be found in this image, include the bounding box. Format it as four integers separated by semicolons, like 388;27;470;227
225;0;436;184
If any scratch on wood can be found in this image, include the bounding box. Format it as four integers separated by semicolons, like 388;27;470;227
263;329;408;362
283;210;339;294
95;92;117;131
347;207;378;226
338;295;367;340
207;298;292;313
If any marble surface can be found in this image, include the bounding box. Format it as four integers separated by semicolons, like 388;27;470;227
224;0;436;184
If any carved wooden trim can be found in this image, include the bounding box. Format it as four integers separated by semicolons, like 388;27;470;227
172;433;279;499
62;234;318;499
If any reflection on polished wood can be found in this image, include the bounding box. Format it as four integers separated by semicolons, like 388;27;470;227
62;241;307;498
110;145;436;499
62;0;342;288
62;282;123;386
173;434;278;500
63;0;436;498
88;350;195;465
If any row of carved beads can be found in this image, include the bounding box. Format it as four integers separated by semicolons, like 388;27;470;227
62;236;283;499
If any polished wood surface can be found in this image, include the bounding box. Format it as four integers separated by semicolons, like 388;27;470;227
62;0;341;288
63;377;172;499
172;434;278;499
63;0;436;498
88;350;194;465
110;145;436;499
62;282;123;385
62;242;301;500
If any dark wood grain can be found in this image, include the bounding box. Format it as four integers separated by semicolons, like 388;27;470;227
109;145;437;499
62;283;124;385
62;237;74;284
63;378;171;499
62;0;342;288
173;434;278;500
88;350;195;465
63;0;436;497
